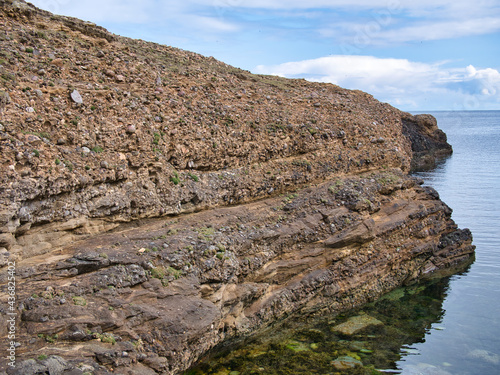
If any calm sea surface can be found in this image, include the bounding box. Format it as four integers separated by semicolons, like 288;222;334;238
188;111;500;375
399;110;500;374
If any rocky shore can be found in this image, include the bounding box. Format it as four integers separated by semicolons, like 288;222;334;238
0;1;474;374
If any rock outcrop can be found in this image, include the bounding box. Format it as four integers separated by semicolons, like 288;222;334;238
0;1;474;374
401;113;453;171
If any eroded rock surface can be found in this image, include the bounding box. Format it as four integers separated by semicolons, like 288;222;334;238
401;113;453;171
0;1;474;374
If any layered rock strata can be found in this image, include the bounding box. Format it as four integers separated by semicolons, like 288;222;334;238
0;1;474;374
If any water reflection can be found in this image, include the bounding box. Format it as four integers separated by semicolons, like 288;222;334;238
186;274;471;375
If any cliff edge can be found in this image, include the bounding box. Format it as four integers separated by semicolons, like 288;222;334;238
0;1;473;374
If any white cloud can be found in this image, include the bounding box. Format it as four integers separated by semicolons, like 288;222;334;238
26;0;244;56
205;0;500;19
28;0;500;46
206;0;464;11
186;15;240;32
363;17;500;44
29;0;157;23
255;55;439;88
254;56;500;110
460;65;500;96
318;8;500;47
29;0;238;32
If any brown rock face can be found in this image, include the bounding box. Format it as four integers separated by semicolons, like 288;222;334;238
0;1;473;374
401;112;453;171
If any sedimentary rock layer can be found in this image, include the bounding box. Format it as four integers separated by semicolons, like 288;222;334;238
1;171;474;375
0;1;473;374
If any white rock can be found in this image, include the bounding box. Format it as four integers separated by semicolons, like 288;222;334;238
70;90;83;104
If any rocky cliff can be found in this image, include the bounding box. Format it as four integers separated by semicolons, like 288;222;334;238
0;1;474;374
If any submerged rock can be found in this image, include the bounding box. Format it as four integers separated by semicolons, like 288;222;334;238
331;355;363;370
332;315;384;335
285;340;310;352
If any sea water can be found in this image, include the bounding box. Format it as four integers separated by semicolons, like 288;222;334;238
397;110;500;375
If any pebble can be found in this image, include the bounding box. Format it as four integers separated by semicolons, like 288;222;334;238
50;58;64;67
25;135;41;143
70;90;83;104
126;125;136;134
0;91;11;104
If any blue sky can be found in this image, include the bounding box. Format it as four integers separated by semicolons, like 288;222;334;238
29;0;500;111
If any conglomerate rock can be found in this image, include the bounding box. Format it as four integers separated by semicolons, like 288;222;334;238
0;1;474;374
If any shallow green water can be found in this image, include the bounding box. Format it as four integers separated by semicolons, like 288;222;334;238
186;276;464;375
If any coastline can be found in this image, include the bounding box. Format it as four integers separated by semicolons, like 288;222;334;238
0;1;475;374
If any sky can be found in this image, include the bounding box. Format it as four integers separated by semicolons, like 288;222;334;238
28;0;500;111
